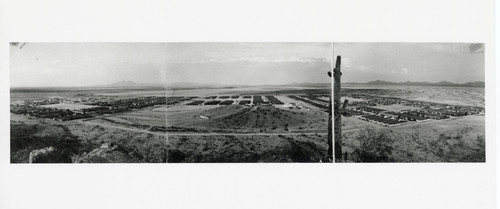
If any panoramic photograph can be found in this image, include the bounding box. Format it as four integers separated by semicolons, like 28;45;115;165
10;42;333;163
165;43;333;163
10;43;168;163
334;43;485;162
10;42;484;163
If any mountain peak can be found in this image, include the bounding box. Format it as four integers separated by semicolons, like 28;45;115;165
345;80;484;87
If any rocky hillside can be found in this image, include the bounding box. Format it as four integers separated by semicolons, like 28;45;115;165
199;106;306;131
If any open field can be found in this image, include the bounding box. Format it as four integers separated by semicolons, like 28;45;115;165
168;105;328;133
84;105;166;130
166;96;328;134
342;85;485;107
10;87;166;102
166;84;331;97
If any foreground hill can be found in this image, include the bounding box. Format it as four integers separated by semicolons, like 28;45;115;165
168;134;329;163
11;114;167;163
186;105;327;133
210;106;304;130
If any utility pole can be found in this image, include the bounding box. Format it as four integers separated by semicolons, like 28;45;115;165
333;56;342;162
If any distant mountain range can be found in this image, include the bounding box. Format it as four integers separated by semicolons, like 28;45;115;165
344;80;485;87
165;82;222;90
105;81;165;88
165;82;331;89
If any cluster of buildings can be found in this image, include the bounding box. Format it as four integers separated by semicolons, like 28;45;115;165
342;93;485;127
10;96;166;121
23;97;62;106
177;94;332;112
253;96;283;105
85;96;165;107
10;104;84;121
288;95;329;112
181;95;285;107
167;96;196;105
359;114;407;126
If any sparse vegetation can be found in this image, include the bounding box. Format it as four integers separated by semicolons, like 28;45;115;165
10;114;168;163
351;128;394;162
11;88;331;163
167;134;328;163
340;86;485;163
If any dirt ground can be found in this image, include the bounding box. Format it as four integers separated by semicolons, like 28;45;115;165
166;105;328;133
167;134;329;163
343;86;484;107
10;113;167;163
11;108;329;163
341;115;485;162
83;105;166;130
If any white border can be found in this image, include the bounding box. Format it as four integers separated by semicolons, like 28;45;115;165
0;0;496;209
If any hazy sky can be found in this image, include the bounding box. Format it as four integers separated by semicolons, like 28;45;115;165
335;43;485;83
166;43;332;86
11;42;484;87
10;43;166;87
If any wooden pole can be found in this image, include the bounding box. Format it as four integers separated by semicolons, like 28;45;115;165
333;56;342;162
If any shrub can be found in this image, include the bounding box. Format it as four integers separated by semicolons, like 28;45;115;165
352;128;394;162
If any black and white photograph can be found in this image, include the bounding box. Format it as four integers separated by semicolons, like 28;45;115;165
166;43;332;163
10;43;168;163
333;43;486;162
0;0;497;209
9;42;334;163
11;42;486;163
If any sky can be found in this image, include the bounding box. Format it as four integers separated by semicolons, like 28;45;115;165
166;43;332;86
334;43;485;83
10;42;484;87
10;43;166;87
